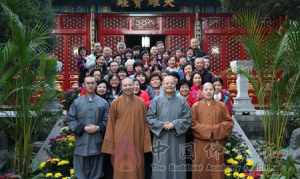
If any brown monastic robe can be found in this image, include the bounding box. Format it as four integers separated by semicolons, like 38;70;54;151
102;95;152;179
191;100;233;179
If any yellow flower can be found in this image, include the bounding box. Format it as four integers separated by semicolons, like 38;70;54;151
246;176;254;179
46;173;53;177
66;135;75;142
68;142;74;147
62;177;69;179
39;162;46;169
57;160;70;166
226;158;235;164
54;172;62;178
246;159;254;167
224;167;232;176
227;158;239;165
70;169;75;176
51;158;60;163
232;159;239;165
235;154;244;161
226;158;239;165
233;171;239;178
225;172;232;176
224;167;232;173
238;173;246;178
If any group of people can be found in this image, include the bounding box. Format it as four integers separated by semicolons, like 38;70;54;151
68;38;234;179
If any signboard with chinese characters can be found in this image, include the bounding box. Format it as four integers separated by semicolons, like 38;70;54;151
112;0;179;11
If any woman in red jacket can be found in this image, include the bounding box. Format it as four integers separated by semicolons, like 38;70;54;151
187;72;203;107
133;79;151;108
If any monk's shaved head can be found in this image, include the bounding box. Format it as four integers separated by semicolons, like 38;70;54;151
202;82;214;100
163;75;176;95
122;77;133;85
203;82;214;90
121;78;134;96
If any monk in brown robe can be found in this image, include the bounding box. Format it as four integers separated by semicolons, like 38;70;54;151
191;82;233;179
102;78;152;179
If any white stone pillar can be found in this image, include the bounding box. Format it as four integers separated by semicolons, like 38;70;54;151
230;60;256;115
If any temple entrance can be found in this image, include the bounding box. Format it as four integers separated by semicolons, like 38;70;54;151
125;35;166;49
97;14;194;56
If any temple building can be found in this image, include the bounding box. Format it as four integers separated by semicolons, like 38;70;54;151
52;0;280;105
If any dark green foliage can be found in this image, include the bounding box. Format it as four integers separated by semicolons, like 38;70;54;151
0;0;55;50
223;0;300;20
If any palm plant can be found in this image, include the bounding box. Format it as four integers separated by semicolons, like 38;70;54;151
234;11;300;177
0;3;58;177
0;0;54;46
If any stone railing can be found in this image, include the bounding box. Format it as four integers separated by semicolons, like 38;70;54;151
232;116;265;170
32;114;65;170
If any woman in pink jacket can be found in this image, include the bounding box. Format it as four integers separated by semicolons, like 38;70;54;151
133;79;151;108
187;72;203;106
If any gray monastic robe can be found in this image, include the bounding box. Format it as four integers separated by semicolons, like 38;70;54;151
146;94;192;179
67;94;109;179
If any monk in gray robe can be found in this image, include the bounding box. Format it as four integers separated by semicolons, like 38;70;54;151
67;76;109;179
147;75;192;179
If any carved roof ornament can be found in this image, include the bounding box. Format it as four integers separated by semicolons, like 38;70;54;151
117;0;129;7
148;0;160;7
132;0;142;8
163;0;175;7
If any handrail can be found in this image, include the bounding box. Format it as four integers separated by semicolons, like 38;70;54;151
232;116;265;170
